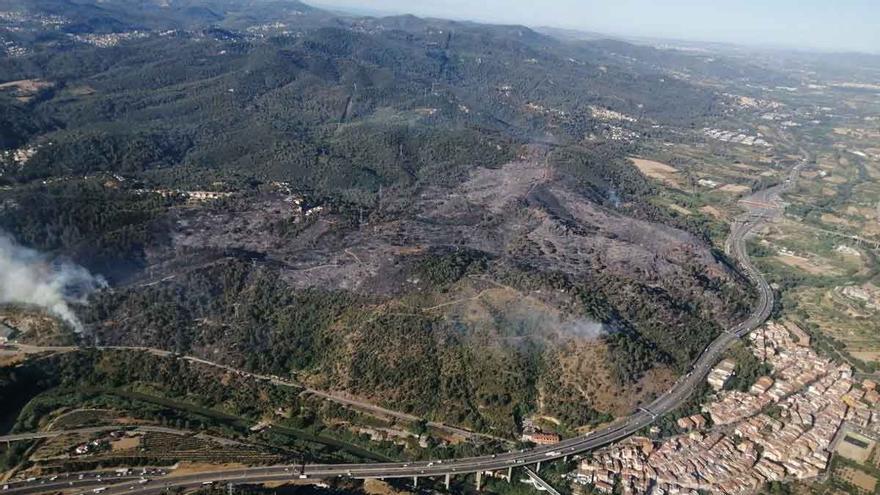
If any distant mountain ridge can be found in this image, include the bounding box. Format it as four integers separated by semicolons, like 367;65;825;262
4;0;321;32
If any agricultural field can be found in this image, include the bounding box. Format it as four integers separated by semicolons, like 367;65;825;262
803;455;880;495
630;130;794;247
764;115;880;370
630;71;880;384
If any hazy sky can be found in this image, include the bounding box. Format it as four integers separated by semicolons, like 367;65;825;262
312;0;880;54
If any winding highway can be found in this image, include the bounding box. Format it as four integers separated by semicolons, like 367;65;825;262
6;163;803;494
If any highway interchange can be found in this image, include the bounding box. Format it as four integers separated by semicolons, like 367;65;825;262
3;163;802;495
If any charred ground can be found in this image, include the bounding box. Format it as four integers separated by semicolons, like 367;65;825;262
0;0;755;435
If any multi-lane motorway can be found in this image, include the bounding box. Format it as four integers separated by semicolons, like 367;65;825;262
2;471;159;495
8;163;802;495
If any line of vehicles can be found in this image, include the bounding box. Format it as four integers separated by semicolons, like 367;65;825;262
1;468;170;494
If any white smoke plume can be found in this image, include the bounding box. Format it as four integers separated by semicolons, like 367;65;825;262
561;317;607;339
0;230;107;333
511;308;607;340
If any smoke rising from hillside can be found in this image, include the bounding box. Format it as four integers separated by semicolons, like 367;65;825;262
0;231;106;333
561;317;607;339
514;308;607;340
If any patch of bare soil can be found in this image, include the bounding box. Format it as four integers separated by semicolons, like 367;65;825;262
0;79;54;102
110;436;141;451
718;184;751;194
0;353;26;367
773;255;842;276
700;205;723;218
667;204;692;215
628;157;682;187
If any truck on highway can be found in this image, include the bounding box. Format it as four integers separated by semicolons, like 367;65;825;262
92;487;107;493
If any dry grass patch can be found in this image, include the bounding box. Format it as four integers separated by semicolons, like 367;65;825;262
850;351;880;362
823;175;849;185
548;340;676;419
667;204;692;216
0;353;27;367
699;205;723;219
821;213;860;229
718;184;751;194
628;158;682;187
845;206;874;218
773;255;842;276
110;435;142;451
836;466;877;492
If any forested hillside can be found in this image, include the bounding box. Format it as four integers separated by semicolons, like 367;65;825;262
0;0;755;434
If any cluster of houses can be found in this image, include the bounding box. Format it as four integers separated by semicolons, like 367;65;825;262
703;128;770;147
572;321;878;495
71;31;149;48
1;145;38;166
589;106;637;123
135;189;233;202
